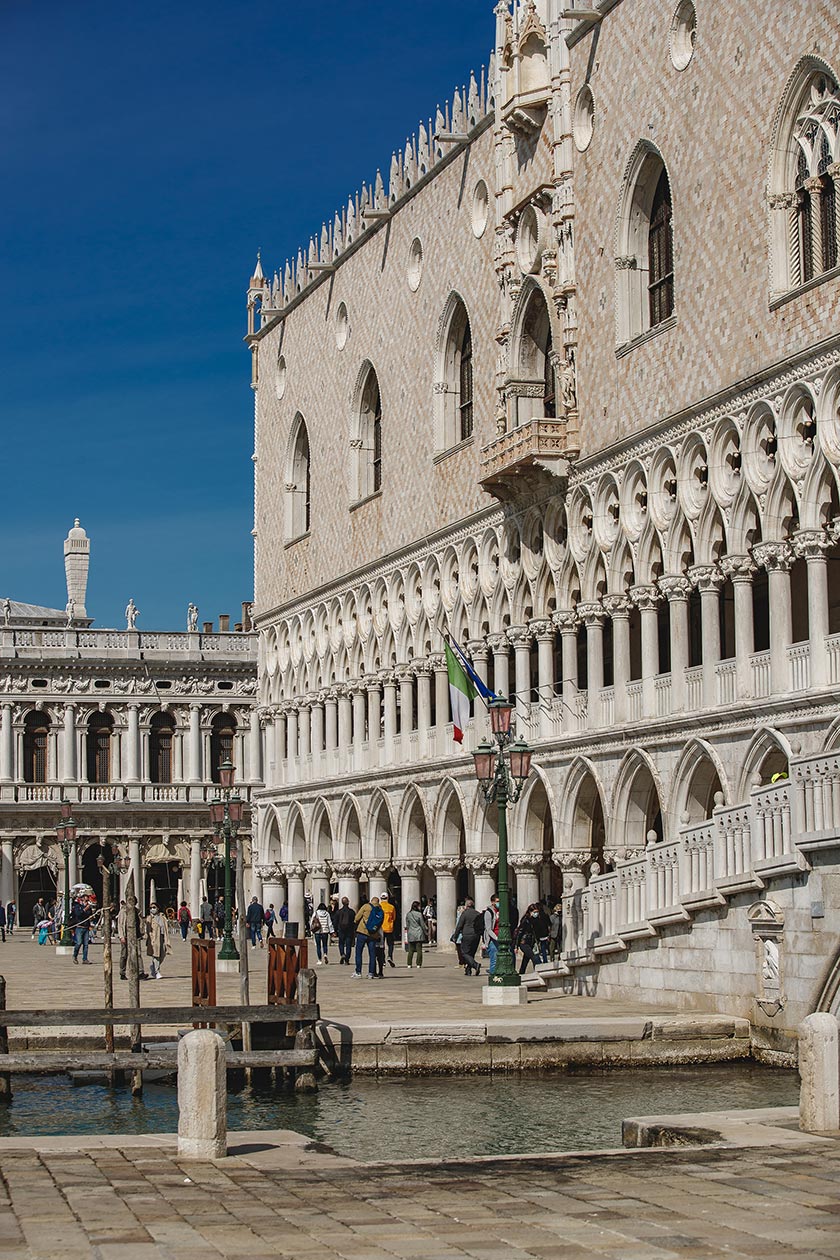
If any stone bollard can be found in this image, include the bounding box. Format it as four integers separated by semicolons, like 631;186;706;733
177;1029;227;1159
799;1012;840;1134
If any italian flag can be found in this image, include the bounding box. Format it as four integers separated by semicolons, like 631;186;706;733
445;641;476;744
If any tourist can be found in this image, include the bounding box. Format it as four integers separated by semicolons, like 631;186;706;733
177;901;192;940
144;903;171;979
0;902;6;944
453;899;465;965
199;896;214;939
265;903;277;937
117;899;146;980
279;901;289;925
452;898;483;976
514;905;540;974
405;900;427;968
351;895;383;979
6;900;15;935
334;897;355;963
548;902;563;960
422;895;436;945
484;895;499;975
31;897;48;938
535;901;550;963
379;891;397;968
246;896;266;948
214;895;225;937
310;901;333;964
70;896;92;964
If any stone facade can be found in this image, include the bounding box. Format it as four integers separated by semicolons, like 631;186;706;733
249;0;840;1035
0;522;260;921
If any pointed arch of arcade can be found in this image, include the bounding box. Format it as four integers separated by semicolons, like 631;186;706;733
396;784;430;863
366;788;396;868
822;715;840;753
285;802;306;864
737;727;794;799
335;793;364;863
308;798;334;867
558;757;609;857
510;764;557;853
259;805;283;867
610;748;666;849
670;738;729;825
432;778;468;857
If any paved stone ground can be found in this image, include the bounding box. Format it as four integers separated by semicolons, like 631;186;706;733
0;1138;837;1259
0;932;671;1032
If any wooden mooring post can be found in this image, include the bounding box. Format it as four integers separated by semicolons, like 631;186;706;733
191;939;216;1028
124;873;143;1096
0;977;10;1102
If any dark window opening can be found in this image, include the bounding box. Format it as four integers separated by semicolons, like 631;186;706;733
688;588;703;667
752;568;770;653
648;167;674;327
459;321;473;441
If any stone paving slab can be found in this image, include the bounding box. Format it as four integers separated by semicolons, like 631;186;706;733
0;1137;836;1259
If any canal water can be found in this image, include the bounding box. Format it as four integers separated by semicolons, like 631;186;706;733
0;1064;799;1156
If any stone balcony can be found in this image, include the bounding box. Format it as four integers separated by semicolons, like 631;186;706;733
478;418;572;501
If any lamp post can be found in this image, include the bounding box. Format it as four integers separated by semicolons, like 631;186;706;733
209;759;242;964
55;799;77;953
472;695;533;1005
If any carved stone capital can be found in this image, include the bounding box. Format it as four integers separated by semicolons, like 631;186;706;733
551;849;588;872
528;618;553;641
329;861;360;879
395;862;420;880
629;584;660;611
467;639;490;660
428;653;446;672
279;862;303;880
719;553;756;583
687;564;724;593
752;540;794;573
508;851;542;873
427;856;461;875
551;608;578;633
768;192;798;211
602;594;631;619
576;601;606;627
793;529;831;561
487;633;511;654
658;574;692;603
465;854;497;874
506;624;532;649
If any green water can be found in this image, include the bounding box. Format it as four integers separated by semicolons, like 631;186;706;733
0;1064;799;1157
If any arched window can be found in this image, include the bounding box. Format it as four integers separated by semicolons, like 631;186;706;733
210;712;236;783
86;711;114;785
285;414;311;540
353;364;383;501
23;710;50;784
508;284;556;428
770;64;840;296
615;145;676;346
149;711;175;784
435;296;475;449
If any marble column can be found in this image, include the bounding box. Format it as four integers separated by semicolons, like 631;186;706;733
351;683;367;750
311;694;325;767
508;625;532;723
273;709;287;785
0;840;14;905
332;862;360;908
398;667;414;737
487;633;510;702
337;686;352;751
188;705;202;784
189;836;201;915
602;596;630;723
720;554;756;700
552;610;578;731
282;864;306;935
298;702;311;762
249;709;262;783
659;575;692;713
0;704;13;784
688;565;723;709
753;541;794;695
430;858;459;952
286;705;299;777
325;691;338;754
415;662;432;752
125;704;141;784
630;585;660;716
577;603;605;728
431;654;449;747
382;673;398;763
794;530;831;690
397;863;421;921
262;875;286;919
366;680;382;751
262;712;275;788
305;864;330;907
510;853;541;909
529;620;554;737
59;704;76;785
366;866;388;899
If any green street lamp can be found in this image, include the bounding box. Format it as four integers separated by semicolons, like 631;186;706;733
55;799;77;950
472;696;533;993
209;759;242;963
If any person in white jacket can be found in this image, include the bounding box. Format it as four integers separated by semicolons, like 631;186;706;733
310;902;334;964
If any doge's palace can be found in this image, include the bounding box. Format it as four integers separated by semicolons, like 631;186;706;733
0;521;261;922
249;0;840;1041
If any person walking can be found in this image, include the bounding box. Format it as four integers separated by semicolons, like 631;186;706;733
265;904;277;938
351;896;383;979
0;902;7;944
514;905;540;974
453;898;483;976
246;896;266;948
31;898;48;938
310;901;333;964
177;901;192;941
379;892;397;968
199;896;214;939
484;894;500;975
405;900;427;969
70;896;92;964
6;901;16;935
145;903;171;979
334;896;355;964
214;896;225;939
548;901;563;960
535;901;551;963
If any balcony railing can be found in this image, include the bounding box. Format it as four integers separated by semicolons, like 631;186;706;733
478;418;571;499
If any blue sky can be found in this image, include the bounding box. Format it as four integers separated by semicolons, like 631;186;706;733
0;0;492;629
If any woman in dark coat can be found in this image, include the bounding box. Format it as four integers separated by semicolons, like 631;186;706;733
514;904;540;974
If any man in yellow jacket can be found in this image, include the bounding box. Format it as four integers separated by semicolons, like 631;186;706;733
380;892;397;969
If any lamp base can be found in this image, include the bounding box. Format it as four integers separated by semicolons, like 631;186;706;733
482;984;528;1006
54;945;75;956
216;959;240;974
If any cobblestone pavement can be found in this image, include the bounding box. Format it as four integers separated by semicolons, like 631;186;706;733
0;933;670;1031
0;1140;837;1259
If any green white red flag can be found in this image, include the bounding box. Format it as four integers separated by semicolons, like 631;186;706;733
444;641;476;743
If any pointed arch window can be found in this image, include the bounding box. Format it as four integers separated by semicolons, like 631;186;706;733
23;710;50;784
458;322;474;440
353;365;383;501
771;66;840;296
435;296;476;450
508;284;556;428
615;146;677;347
285;414;311;540
648;168;674;327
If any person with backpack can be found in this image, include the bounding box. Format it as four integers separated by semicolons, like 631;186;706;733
264;903;277;937
199;896;214;939
351;896;384;979
334;896;356;964
379;892;397;968
246;896;266;948
452;898;483;976
177;901;192;941
310;901;334;964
